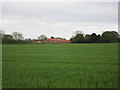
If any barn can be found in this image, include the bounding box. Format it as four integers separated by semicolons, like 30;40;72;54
43;39;71;44
34;41;42;43
34;39;71;43
35;39;71;44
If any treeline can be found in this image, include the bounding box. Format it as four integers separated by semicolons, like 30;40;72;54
0;30;120;44
70;31;119;43
0;31;34;44
2;39;34;44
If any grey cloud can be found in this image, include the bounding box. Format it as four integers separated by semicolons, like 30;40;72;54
2;2;118;39
2;2;118;23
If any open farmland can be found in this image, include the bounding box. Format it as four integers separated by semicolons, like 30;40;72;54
2;43;118;88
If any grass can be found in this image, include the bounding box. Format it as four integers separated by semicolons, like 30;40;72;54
2;43;118;88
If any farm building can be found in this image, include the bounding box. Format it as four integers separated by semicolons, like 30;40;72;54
35;39;71;44
43;39;71;44
34;41;42;44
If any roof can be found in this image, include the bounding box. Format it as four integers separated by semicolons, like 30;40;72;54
47;39;71;42
47;39;61;41
35;41;42;43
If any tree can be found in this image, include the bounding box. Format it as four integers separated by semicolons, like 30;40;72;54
72;34;84;43
0;30;5;39
24;38;33;44
12;32;18;40
119;35;120;43
3;34;13;40
91;33;98;43
0;30;2;40
70;38;72;41
71;30;84;43
72;30;84;38
101;31;119;43
55;37;66;40
18;33;24;40
12;32;23;40
97;34;101;43
38;35;47;41
85;34;91;43
51;36;54;39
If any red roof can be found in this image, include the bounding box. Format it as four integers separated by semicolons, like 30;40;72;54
47;39;61;41
35;41;42;43
34;39;71;43
47;39;71;42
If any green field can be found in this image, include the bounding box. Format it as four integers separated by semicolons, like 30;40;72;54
2;43;118;88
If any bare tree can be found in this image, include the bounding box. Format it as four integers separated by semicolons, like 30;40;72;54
38;35;47;41
18;33;24;40
72;30;84;38
0;30;2;39
12;32;18;40
12;32;24;40
0;30;5;39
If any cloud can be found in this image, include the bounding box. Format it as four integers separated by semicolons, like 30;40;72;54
2;2;118;39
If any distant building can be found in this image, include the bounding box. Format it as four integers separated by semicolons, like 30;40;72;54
34;39;71;44
34;41;42;43
43;39;71;43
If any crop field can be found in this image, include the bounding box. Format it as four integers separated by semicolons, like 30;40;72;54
2;43;118;88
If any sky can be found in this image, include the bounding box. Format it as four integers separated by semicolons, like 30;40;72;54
1;2;118;39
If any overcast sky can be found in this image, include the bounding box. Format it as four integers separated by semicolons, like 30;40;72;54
2;2;118;39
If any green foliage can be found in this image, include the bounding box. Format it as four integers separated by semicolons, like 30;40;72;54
3;34;13;40
71;31;119;43
51;36;54;39
101;31;119;43
2;39;33;44
38;35;47;41
12;32;23;40
1;30;120;44
84;34;91;43
72;34;84;43
91;33;101;43
2;44;118;88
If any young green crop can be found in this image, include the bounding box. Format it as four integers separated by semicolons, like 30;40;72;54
2;43;118;88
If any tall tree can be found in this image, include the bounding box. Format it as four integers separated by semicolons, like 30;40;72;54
97;34;101;43
3;34;13;40
51;36;54;39
101;31;119;43
0;30;5;39
72;34;84;43
72;30;84;38
12;32;23;40
0;30;2;40
38;35;47;41
85;34;91;43
91;33;98;43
